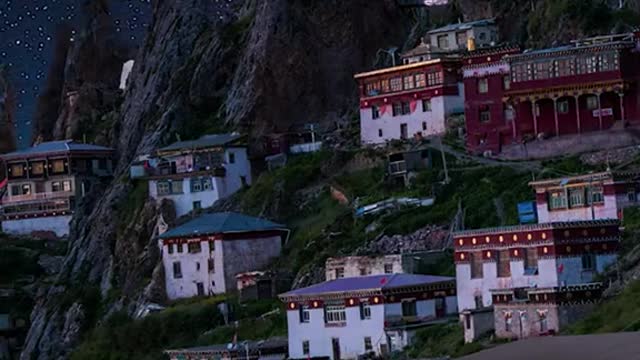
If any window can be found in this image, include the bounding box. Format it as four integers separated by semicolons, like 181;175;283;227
392;103;402;116
390;77;402;92
569;188;585;208
422;122;427;131
196;282;205;296
302;341;310;355
471;252;483;278
497;250;511;278
324;304;346;324
557;100;569;114
365;81;381;96
478;32;486;41
427;71;442;86
190;178;203;192
209;240;216;252
539;312;548;332
465;314;471;329
555;58;575;77
208;258;215;272
359;268;367;276
384;264;393;274
31;162;45;175
193;201;202;210
582;254;596;271
549;191;568;209
364;337;373;352
422;98;432;112
577;55;598;74
11;184;30;196
415;73;426;88
196;262;201;271
599;52;619;72
628;188;637;202
589;186;604;204
167;244;174;254
360;301;371;320
403;75;415;90
478;78;488;94
478;78;489;94
173;262;182;279
505;313;512;332
177;244;184;253
35;182;46;193
157;181;171;195
10;164;24;177
534;61;553;80
228;152;235;164
188;242;202;253
525;248;539;274
401;102;410;115
51;181;72;193
586;95;599;110
503;75;511;90
335;267;345;279
171;180;183;194
437;34;449;49
51;160;65;173
401;300;417;317
381;79;390;93
372;105;380;119
378;129;383;138
456;31;467;46
479;108;491;123
299;305;310;323
474;295;483;309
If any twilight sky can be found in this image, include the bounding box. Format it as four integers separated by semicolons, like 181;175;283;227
0;0;151;148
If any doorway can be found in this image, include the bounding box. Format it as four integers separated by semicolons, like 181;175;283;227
332;338;341;360
400;124;408;139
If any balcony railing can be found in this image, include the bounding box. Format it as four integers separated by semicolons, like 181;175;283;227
1;197;73;217
2;191;75;205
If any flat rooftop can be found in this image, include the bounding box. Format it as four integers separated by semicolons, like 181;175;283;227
459;332;640;360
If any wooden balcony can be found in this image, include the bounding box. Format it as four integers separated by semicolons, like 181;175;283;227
2;191;75;205
0;197;74;219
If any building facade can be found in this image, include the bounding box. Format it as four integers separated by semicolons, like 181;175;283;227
325;255;403;281
159;212;288;300
0;140;113;237
530;171;640;223
462;46;520;154
355;59;464;145
463;32;640;154
140;134;252;218
453;220;620;341
280;274;457;360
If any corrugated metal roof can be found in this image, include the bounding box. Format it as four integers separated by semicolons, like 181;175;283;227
1;140;113;159
280;274;454;297
159;212;285;239
165;337;288;354
427;18;495;34
158;134;243;153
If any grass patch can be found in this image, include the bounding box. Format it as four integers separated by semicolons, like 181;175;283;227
405;323;485;358
569;280;640;334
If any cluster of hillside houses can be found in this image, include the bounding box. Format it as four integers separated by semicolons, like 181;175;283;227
1;15;640;360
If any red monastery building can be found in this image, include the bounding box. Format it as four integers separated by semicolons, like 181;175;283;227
355;59;464;145
464;32;640;155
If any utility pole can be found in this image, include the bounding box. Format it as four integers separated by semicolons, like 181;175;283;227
437;137;450;184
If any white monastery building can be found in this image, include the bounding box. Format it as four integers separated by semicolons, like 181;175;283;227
529;171;640;223
453;220;620;342
279;274;457;360
0;140;113;237
137;133;252;218
160;212;289;300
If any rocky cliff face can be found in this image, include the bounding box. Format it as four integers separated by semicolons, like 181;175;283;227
21;0;415;358
0;66;16;155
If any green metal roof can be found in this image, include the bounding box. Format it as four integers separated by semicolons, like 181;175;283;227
158;134;243;153
160;212;285;239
